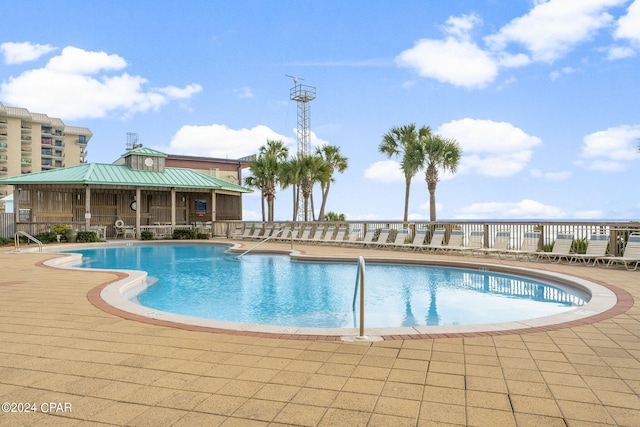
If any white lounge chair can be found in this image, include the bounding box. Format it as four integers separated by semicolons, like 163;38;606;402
307;226;327;244
440;230;465;254
407;229;428;251
539;233;574;263
293;226;313;242
595;233;640;270
422;229;446;252
504;231;542;260
478;230;510;258
388;229;410;249
321;227;336;243
331;227;347;244
367;228;391;248
358;228;377;247
460;230;485;256
343;227;362;246
568;234;609;265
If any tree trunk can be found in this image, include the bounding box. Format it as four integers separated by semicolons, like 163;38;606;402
318;181;330;221
403;177;411;223
429;187;437;222
261;189;266;222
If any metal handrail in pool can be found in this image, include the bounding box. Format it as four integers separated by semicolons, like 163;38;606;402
352;256;366;338
237;228;293;257
14;231;42;253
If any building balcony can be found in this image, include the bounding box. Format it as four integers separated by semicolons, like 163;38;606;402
0;156;7;163
0;143;7;151
0;133;7;140
21;150;32;156
0;121;7;128
0;167;8;175
21;136;32;143
21;159;32;166
21;126;32;133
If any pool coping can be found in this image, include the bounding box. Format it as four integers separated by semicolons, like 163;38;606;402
38;240;632;341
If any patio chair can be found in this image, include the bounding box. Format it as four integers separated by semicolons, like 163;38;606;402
387;229;410;249
538;233;574;263
321;226;336;243
478;230;511;258
440;230;465;254
293;226;313;241
357;228;377;247
307;226;327;244
460;230;485;256
366;228;391;248
277;226;293;241
407;229;428;251
239;226;253;239
595;233;640;270
331;227;347;244
113;219;134;239
422;229;446;252
568;234;610;265
504;231;542;260
342;227;362;246
247;226;264;240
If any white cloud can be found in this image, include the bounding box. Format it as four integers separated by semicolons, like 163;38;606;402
530;169;571;181
242;209;262;221
549;66;577;81
0;45;202;120
0;41;56;64
437;119;542;177
454;199;567;220
364;160;406;183
614;0;640;44
234;86;254;99
578;124;640;171
606;45;636;59
396;14;498;89
156;124;294;159
485;0;625;63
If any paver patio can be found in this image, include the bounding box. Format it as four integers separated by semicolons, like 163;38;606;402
0;239;639;426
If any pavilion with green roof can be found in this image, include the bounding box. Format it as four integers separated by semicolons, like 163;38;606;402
0;147;252;239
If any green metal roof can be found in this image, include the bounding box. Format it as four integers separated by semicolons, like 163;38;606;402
121;146;168;158
0;163;252;193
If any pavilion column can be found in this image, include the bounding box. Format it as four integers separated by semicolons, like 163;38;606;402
171;188;176;226
85;186;91;230
136;187;141;239
211;190;216;222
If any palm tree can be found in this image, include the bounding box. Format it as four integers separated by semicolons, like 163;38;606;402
378;124;423;222
279;156;303;221
299;154;329;221
244;140;288;222
315;144;348;221
419;128;462;222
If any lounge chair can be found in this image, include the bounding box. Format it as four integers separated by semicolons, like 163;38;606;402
358;228;378;247
293;226;313;242
595;233;640;270
503;231;542;260
366;228;391;248
387;229;410;249
343;227;362;246
307;226;327;244
407;229;428;251
277;226;293;241
331;227;347;244
538;233;574;263
422;229;446;252
247;226;265;240
568;234;610;265
478;230;511;258
460;230;485;256
321;227;336;243
440;230;465;254
239;226;253;239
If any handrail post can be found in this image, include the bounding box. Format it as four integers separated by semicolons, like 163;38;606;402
352;256;366;338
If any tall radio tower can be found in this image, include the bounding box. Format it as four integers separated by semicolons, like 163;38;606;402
286;75;316;220
286;75;316;157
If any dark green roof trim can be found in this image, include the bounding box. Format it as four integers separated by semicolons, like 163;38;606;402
0;163;252;193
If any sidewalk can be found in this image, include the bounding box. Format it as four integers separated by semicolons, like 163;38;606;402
0;240;638;426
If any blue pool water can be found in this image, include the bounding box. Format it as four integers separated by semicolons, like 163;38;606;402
67;244;588;328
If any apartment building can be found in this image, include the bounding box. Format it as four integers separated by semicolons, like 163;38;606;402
0;102;92;200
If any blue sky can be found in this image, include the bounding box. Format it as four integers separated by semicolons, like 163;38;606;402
1;0;639;221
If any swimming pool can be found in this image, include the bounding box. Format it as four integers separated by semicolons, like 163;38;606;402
66;244;590;330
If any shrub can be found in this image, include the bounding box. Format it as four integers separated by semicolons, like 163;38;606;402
77;231;100;243
140;230;155;240
172;228;196;240
196;233;210;240
36;231;58;244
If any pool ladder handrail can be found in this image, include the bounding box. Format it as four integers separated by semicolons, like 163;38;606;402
352;256;366;338
237;228;292;258
14;231;43;253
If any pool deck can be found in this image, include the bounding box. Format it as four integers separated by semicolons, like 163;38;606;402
1;239;639;426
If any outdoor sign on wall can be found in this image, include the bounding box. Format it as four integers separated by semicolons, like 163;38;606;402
195;200;207;216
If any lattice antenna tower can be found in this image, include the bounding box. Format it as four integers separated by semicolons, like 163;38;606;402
286;75;316;157
126;132;142;150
